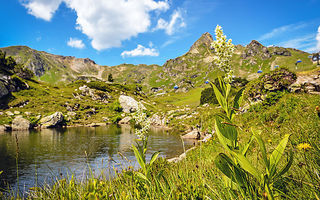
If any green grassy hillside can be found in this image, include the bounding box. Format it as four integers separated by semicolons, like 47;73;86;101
1;33;317;92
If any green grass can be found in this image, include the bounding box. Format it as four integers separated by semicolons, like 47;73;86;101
0;79;146;126
1;88;320;199
4;92;319;199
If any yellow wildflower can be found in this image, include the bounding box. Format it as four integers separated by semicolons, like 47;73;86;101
297;143;312;151
267;139;272;143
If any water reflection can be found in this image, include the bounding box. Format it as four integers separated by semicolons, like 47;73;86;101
0;125;194;192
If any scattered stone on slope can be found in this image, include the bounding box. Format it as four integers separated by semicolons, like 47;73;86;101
40;112;64;128
6;111;14;116
78;85;110;103
12;115;30;131
118;95;146;113
242;40;271;60
149;114;168;127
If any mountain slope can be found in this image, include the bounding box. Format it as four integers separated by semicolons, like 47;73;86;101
1;33;317;91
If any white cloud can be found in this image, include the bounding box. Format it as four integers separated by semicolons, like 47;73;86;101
316;26;320;52
154;9;186;35
67;38;85;49
23;0;62;21
22;0;169;50
121;44;159;58
258;23;307;41
279;34;315;49
278;33;320;53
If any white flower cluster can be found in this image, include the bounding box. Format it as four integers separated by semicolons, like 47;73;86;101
211;25;235;83
132;102;150;140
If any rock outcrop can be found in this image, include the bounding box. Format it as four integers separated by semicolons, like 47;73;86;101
0;74;28;99
189;32;213;54
242;40;271;60
118;95;145;113
289;71;320;94
181;130;201;139
12;115;30;131
118;116;132;124
40;112;64;128
149;114;168;127
246;68;297;102
78;85;110;103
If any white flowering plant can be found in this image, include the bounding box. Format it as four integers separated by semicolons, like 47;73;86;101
210;25;293;199
131;102;159;183
211;25;235;83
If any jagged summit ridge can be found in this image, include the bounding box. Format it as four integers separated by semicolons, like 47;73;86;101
189;32;213;54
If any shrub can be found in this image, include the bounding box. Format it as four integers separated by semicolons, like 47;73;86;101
87;81;112;92
110;100;123;112
200;87;218;105
110;114;122;123
14;64;34;80
263;91;285;106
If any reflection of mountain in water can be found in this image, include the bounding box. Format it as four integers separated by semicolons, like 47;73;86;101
0;125;192;192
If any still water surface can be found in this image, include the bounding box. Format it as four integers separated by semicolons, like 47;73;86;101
0;125;194;192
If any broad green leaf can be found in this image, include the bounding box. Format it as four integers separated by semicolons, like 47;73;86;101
230;88;245;120
273;151;293;180
218;76;226;96
215;115;237;144
269;134;290;171
215;120;231;151
231;151;261;181
132;145;147;174
252;130;269;170
210;82;227;112
215;153;234;179
226;83;231;99
135;172;149;183
241;134;254;156
150;151;160;166
215;153;247;187
233;88;245;110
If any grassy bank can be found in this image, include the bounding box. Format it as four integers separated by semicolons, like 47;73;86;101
2;91;319;199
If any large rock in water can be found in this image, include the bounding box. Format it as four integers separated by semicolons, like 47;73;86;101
118;95;145;113
40;112;64;128
12;115;30;131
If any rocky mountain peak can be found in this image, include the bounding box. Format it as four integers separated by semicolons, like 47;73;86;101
247;40;264;48
242;40;271;60
189;32;213;54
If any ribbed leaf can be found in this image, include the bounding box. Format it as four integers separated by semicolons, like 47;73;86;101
252;130;269;170
218;76;226;96
226;83;231;99
269;134;290;171
241;134;254;156
215;153;247;186
132;145;147;174
215;119;231;151
273;151;293;180
135;172;149;183
230;88;244;120
215;115;237;144
210;82;227;113
231;151;261;181
150;151;160;166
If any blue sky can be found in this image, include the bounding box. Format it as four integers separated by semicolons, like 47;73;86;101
0;0;319;66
